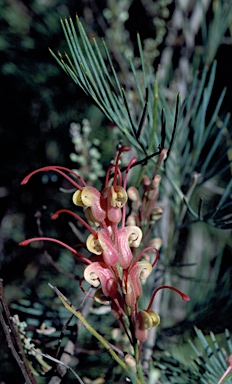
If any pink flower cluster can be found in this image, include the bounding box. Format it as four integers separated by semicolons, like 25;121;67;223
20;146;189;348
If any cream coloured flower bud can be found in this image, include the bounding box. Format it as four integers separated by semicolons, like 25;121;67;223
127;186;141;211
127;226;143;247
143;175;150;187
127;186;140;201
86;234;102;255
134;310;160;342
161;148;167;161
149;237;162;250
113;186;128;208
137;260;153;280
105;185;127;208
72;190;85;207
111;328;121;341
125;354;137;373
147;310;160;327
84;265;101;288
151;206;163;221
104;186;122;223
151;174;161;189
81;187;100;207
146;175;161;201
84;261;118;298
126;215;137;226
73;186;106;222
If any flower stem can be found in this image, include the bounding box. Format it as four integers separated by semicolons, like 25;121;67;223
133;342;146;384
49;283;142;384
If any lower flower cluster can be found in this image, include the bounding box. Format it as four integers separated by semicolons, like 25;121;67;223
20;146;190;360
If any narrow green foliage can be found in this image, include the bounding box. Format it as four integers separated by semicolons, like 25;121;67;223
50;17;183;162
189;327;232;384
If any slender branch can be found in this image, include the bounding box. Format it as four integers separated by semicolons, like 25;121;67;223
31;347;85;384
0;279;37;384
42;250;78;280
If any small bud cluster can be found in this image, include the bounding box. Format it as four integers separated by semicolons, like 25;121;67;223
69;120;105;183
127;149;167;232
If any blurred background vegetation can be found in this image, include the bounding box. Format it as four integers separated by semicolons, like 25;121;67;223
0;0;232;383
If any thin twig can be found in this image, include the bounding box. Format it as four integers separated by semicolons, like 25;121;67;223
0;279;37;384
42;250;77;280
31;347;85;384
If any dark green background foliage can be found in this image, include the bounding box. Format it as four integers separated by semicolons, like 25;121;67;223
0;1;232;383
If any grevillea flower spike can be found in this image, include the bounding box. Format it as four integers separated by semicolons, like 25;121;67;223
20;146;190;379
